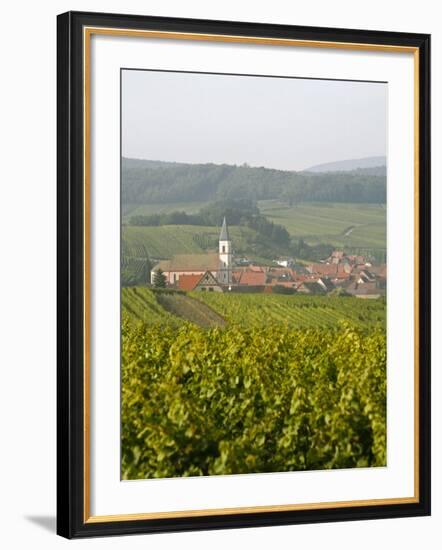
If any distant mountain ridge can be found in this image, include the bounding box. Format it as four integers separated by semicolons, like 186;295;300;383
305;156;386;173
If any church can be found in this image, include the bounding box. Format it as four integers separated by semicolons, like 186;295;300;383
151;217;233;289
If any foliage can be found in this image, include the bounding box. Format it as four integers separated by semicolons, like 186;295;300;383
153;268;167;288
123;201;386;264
122;224;285;262
258;200;386;258
121;320;386;479
129;199;290;249
122;158;386;206
291;238;335;262
121;241;151;287
122;287;178;325
191;292;386;330
122;288;386;330
154;291;226;328
121;258;149;287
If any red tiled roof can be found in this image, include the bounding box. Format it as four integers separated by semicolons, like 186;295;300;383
232;271;243;284
248;265;265;273
334;271;352;280
308;263;337;275
308;263;352;277
238;271;267;286
293;275;311;282
177;274;203;291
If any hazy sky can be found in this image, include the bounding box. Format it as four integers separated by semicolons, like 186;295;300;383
122;69;387;171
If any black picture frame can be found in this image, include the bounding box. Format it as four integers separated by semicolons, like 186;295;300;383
57;10;431;539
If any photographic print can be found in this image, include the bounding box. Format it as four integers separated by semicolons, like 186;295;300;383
121;69;388;480
57;13;430;537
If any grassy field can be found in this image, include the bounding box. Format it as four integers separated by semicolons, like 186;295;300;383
258;200;386;250
123;201;208;220
122;200;386;261
122;224;256;259
122;288;385;330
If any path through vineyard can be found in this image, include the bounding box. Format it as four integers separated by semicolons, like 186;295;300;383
155;292;226;328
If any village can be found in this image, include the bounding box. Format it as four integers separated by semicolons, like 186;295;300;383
151;218;387;299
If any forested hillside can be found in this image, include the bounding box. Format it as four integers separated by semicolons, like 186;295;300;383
122;158;386;206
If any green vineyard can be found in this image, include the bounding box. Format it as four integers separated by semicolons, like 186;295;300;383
258;200;386;251
121;257;149;286
122;224;257;260
122;320;386;479
121;288;386;479
122;288;385;329
122;287;178;325
191;292;386;329
121;241;151;286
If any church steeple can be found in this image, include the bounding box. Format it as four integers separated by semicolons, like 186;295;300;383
218;217;232;286
219;216;230;241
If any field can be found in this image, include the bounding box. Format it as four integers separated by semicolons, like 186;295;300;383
122;289;386;479
123;201;208;220
122;288;386;329
121;289;386;480
122;201;386;267
258;200;386;250
122;287;178;325
122;224;256;259
122;318;386;479
191;292;385;329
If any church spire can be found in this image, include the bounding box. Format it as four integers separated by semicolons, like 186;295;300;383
218;217;232;286
219;216;230;241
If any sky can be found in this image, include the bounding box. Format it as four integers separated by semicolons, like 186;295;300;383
122;69;387;172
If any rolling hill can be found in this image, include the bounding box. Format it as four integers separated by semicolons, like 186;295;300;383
122;223;273;261
122;157;386;207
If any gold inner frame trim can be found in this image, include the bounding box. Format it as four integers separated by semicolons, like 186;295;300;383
83;26;420;524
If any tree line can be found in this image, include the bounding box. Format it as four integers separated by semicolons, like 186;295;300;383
122;158;386;206
129;199;291;247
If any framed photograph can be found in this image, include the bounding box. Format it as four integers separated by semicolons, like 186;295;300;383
57;11;431;538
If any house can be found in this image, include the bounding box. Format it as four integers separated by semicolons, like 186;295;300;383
150;216;387;295
356;270;376;284
151;217;233;286
346;281;384;299
275;257;294;268
177;274;204;291
153;253;220;286
178;271;223;292
297;281;326;295
235;270;267;286
316;277;335;292
329;250;345;264
346;255;367;265
307;263;351;278
368;264;387;278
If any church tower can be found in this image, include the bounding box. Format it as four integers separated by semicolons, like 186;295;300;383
218;217;232;285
